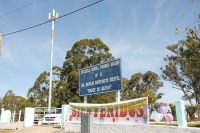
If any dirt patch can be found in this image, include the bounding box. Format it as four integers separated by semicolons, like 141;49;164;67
14;126;66;133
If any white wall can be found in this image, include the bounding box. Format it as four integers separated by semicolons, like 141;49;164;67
64;123;200;133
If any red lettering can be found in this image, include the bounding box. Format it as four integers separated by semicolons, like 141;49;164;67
71;105;76;117
115;104;119;117
93;107;98;117
129;107;136;117
136;106;144;117
128;101;135;117
107;106;114;117
120;104;127;117
100;107;106;118
86;107;91;115
77;107;82;117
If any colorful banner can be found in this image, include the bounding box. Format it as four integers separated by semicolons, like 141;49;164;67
66;97;148;125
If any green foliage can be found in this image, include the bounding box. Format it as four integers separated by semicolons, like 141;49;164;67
168;103;177;121
123;71;163;101
27;38;115;106
1;90;28;121
27;38;163;107
121;78;139;100
161;5;200;105
62;38;115;103
161;30;200;104
141;91;157;105
1;90;15;111
186;105;199;120
87;92;116;103
121;71;163;115
27;71;49;107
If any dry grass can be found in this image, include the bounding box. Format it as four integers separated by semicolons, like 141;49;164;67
150;122;200;127
188;123;200;127
0;130;14;133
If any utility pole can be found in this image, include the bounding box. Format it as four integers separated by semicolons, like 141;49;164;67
48;10;58;112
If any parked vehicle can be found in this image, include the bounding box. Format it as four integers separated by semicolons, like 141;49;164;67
41;108;62;125
34;107;51;124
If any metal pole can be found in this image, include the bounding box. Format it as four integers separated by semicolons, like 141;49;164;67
84;96;87;104
116;91;120;102
48;9;58;112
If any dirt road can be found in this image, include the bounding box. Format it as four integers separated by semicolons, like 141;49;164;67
14;126;66;133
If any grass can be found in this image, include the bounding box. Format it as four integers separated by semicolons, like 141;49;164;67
188;123;200;127
150;122;200;128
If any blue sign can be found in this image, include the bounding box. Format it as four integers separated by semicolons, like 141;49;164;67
79;58;122;96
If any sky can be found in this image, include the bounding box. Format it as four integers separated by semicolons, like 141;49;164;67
0;0;199;104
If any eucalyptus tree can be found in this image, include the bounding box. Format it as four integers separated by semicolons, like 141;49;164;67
1;90;27;121
1;90;16;111
27;71;49;107
161;29;200;104
121;78;139;100
123;71;163;101
27;38;115;106
62;38;115;103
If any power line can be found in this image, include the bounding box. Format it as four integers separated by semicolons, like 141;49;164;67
2;0;103;37
0;0;39;18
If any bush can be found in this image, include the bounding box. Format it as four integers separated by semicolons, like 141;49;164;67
186;105;198;121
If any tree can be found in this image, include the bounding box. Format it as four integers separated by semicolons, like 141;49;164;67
125;71;163;98
27;38;115;106
0;97;2;109
1;90;28;121
121;78;139;100
1;90;16;111
161;30;200;105
62;38;115;103
122;71;163;114
141;91;157;106
52;68;70;107
27;71;49;107
141;90;157;114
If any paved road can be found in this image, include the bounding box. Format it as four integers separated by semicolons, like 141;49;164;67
14;126;66;133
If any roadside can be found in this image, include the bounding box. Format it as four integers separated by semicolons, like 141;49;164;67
1;121;200;133
14;126;66;133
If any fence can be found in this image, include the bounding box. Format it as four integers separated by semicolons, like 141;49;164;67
0;108;21;123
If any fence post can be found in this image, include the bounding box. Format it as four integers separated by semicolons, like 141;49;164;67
24;108;35;127
13;111;16;122
0;108;4;122
175;100;187;127
18;110;21;122
61;105;69;129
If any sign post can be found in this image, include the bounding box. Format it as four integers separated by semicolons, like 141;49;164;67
84;96;87;103
116;91;120;102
